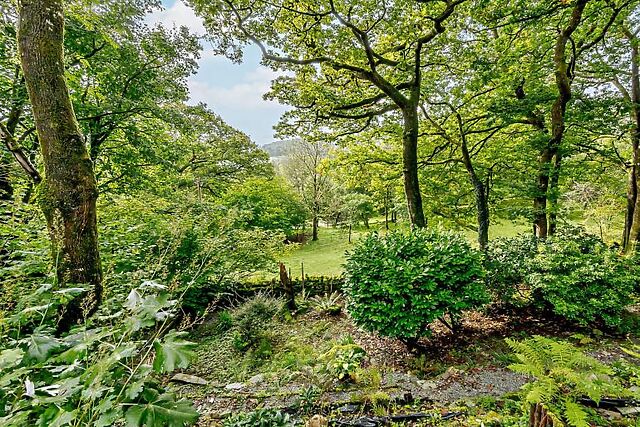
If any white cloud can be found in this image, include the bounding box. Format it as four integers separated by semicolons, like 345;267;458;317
146;1;205;35
188;66;284;111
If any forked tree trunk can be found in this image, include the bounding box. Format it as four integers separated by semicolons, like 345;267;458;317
18;0;102;332
533;0;588;239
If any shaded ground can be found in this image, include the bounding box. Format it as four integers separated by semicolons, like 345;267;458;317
173;306;640;426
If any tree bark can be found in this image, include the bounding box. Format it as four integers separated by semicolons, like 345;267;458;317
402;108;426;228
625;27;640;252
18;0;102;331
533;0;588;238
460;131;489;251
312;214;319;241
548;152;563;235
1;71;27;200
279;262;296;311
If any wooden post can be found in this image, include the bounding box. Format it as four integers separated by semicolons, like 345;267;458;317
349;224;352;243
301;262;305;294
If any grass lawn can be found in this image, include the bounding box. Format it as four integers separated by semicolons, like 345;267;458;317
267;219;531;279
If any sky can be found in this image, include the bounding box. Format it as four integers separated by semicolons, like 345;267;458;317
146;0;288;146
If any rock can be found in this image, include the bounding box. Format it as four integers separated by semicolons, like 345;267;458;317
305;414;328;427
248;374;264;385
599;409;623;420
617;406;640;416
338;403;360;414
170;373;208;385
440;367;464;381
224;382;245;391
417;380;437;389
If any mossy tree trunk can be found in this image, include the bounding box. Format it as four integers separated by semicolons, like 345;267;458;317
18;0;102;331
533;0;588;239
402;107;426;228
623;27;640;253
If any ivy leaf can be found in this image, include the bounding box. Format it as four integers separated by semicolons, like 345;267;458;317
153;332;195;374
125;393;198;427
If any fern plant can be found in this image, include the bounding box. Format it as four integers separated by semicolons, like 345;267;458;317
506;336;628;427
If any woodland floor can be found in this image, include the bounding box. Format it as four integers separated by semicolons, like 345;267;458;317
170;306;640;426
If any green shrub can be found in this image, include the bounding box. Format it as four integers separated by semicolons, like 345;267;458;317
223;408;295;427
507;336;628;427
527;232;637;329
344;229;487;340
320;336;366;381
229;294;283;352
310;291;343;315
485;234;537;305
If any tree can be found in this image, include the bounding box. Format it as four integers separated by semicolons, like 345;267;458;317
17;0;102;331
509;0;632;238
189;0;475;228
222;177;308;237
282;139;333;241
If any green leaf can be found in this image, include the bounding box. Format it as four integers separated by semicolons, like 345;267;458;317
564;400;589;427
26;333;60;362
153;332;195;374
125;393;198;427
0;349;24;370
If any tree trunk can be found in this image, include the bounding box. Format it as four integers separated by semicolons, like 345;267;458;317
548;152;563;236
529;403;553;427
312;215;319;241
460;134;489;251
533;148;552;238
533;0;587;239
624;28;640;253
624;161;637;249
0;160;12;201
18;0;102;332
384;186;390;230
402;108;426;228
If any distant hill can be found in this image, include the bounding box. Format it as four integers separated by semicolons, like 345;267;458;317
262;138;301;158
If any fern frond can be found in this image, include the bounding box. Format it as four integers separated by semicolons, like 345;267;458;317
564;400;589;427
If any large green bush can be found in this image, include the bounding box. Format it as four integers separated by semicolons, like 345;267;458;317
527;233;638;329
344;229;488;341
485;234;537;305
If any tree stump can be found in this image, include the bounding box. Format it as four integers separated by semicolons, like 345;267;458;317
529;403;553;427
279;262;296;311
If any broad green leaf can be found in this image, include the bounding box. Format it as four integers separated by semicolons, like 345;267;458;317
0;349;24;370
125;393;198;427
153;332;195;373
26;333;61;362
